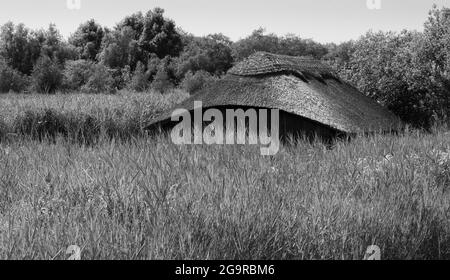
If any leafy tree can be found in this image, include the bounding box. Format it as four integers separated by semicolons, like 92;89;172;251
116;12;144;40
232;28;328;61
63;59;95;90
232;28;279;61
99;7;183;71
98;26;138;69
418;5;450;119
176;33;233;77
31;55;63;93
181;70;217;95
0;58;29;93
146;54;161;81
138;8;183;58
279;33;328;58
422;6;450;74
151;56;175;93
98;25;146;71
0;22;75;76
323;41;355;72
69;19;105;60
39;24;77;64
81;64;115;93
0;22;42;75
128;61;150;91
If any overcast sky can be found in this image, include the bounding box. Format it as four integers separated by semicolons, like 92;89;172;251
0;0;447;43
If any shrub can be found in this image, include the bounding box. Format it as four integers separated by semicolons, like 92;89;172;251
81;64;115;93
128;61;150;91
118;65;132;90
146;54;161;81
63;59;94;91
181;70;216;95
0;60;29;93
63;60;117;93
31;55;63;93
151;66;173;93
150;56;178;93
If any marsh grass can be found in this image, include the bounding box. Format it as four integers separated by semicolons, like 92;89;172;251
0;129;449;260
0;92;449;260
0;90;188;143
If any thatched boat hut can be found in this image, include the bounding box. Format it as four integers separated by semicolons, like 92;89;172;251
146;52;402;142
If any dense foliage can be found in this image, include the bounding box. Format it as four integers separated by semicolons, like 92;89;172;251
0;5;448;128
325;6;450;127
232;28;328;61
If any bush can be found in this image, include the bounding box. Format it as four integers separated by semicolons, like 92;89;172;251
31;55;63;93
181;70;216;95
81;64;115;93
146;54;161;81
150;56;178;93
118;66;132;90
151;67;174;94
63;59;94;91
151;68;173;93
128;61;150;91
0;59;29;93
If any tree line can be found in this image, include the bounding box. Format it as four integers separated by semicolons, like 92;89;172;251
0;5;448;128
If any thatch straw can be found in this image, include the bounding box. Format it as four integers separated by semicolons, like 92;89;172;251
229;51;338;81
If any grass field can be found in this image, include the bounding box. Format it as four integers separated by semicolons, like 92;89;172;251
0;90;188;142
0;92;449;260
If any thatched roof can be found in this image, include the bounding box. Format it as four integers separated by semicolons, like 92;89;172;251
229;51;338;81
146;52;402;134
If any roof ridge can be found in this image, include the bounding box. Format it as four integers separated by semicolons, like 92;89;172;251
228;51;338;81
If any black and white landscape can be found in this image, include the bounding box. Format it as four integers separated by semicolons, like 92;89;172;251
0;0;449;260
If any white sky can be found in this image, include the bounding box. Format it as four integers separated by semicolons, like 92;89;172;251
0;0;448;43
